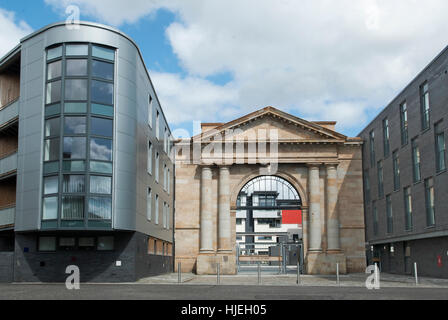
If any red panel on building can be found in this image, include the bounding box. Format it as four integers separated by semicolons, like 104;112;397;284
281;210;302;225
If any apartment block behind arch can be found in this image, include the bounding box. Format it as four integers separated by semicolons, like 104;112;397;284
0;21;174;282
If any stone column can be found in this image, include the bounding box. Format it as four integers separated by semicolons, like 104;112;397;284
326;164;341;251
200;166;213;252
218;166;232;252
308;164;322;252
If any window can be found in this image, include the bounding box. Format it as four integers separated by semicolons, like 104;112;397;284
65;102;87;114
393;151;400;191
65;79;88;101
163;202;167;229
167;205;170;229
39;237;57;251
372;201;378;236
44;176;59;195
412;139;421;183
404;187;413;231
62;196;84;220
435;122;446;172
147;188;152;221
147;141;153;175
364;171;371;204
164;128;168;153
47;46;62;60
46;80;61;104
66;59;88;76
163;164;167;191
45;118;60;138
43;197;58;220
400;102;408;146
91;103;113;117
92;46;115;61
386;195;393;234
156;110;160;140
63;160;86;172
91;117;113;137
155;195;159;224
90;161;113;174
97;236;114;251
236;219;243;225
44;138;60;161
47;60;61;80
62;175;85;193
148;95;153;128
155;152;160;183
78;237;95;248
377;161;384;199
59;237;76;248
425;178;435;227
258;194;276;207
167;169;170;194
258;236;272;241
66;44;88;56
420;82;430;130
91;80;113;105
92;60;114;80
88;197;112;220
90;176;112;194
383;118;390;157
90;138;112;161
369;130;375;167
64;117;86;135
63;137;86;159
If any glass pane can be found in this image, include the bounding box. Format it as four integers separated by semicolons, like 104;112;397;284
92;103;114;117
91;117;113;137
63;137;86;159
90;176;112;194
44;176;59;195
90;161;113;174
44;161;59;174
66;59;88;76
46;80;61;104
43;197;58;220
91;80;113;105
63;175;85;193
45;104;61;117
66;44;88;56
60;237;76;247
47;46;62;60
47;60;62;80
79;237;95;247
45;118;60;138
44;138;60;161
89;198;112;220
64;117;86;134
62;196;84;220
92;60;114;80
65;79;87;101
64;102;87;114
90;138;112;161
92;46;115;61
39;237;56;251
63;160;86;172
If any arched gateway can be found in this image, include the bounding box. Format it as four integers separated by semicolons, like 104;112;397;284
174;107;366;275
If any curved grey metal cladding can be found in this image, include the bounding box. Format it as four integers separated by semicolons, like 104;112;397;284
15;22;174;242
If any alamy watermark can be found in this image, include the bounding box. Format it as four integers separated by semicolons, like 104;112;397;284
65;265;80;290
65;5;80;30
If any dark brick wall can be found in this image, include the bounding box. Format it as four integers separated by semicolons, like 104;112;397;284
0;252;14;283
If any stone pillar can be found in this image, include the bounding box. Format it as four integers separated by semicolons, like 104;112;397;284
326;164;340;251
218;166;231;251
200;166;213;252
308;164;322;252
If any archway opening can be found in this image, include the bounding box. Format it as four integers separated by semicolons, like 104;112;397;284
235;176;303;273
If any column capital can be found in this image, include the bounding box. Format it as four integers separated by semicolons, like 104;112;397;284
218;165;231;172
306;163;322;169
324;162;339;169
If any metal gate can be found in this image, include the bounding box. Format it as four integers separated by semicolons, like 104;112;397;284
236;235;304;274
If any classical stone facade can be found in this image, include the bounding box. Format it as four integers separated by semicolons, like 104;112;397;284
174;107;366;275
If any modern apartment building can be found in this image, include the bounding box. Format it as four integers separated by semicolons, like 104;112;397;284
0;21;174;282
359;46;448;278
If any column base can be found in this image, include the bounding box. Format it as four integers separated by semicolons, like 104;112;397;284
196;253;237;275
305;251;347;275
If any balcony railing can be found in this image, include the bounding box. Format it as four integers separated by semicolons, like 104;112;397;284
0;206;15;228
0;99;19;129
0;152;17;177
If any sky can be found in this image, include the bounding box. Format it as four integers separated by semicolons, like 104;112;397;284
1;0;448;137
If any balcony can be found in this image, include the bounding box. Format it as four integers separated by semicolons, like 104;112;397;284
0;152;17;178
0;99;18;130
0;206;14;229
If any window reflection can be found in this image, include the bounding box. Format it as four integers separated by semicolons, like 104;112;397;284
91;117;113;137
88;197;112;220
92;60;114;80
46;80;61;104
90;176;112;194
44;138;60;161
47;60;61;80
63;175;85;193
91;80;113;105
66;44;88;56
64;117;86;135
62;196;84;220
45;118;60;137
66;59;88;76
65;79;87;101
63;137;86;159
90;138;112;161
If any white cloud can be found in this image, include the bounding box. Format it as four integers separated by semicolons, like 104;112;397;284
0;8;33;57
44;0;448;134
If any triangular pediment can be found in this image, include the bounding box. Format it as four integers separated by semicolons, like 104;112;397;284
194;107;347;143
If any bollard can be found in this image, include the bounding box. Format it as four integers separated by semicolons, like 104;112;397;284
258;262;261;285
297;262;301;285
414;262;418;285
217;263;220;285
178;262;181;284
336;263;340;285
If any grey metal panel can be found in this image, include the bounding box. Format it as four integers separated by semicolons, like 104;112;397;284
0;153;17;175
0;100;18;128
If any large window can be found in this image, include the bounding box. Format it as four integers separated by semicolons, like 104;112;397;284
435;122;446;172
400;102;408;146
425;178;435;227
393;151;400;192
42;43;115;229
386;195;393;234
377;161;384;199
364;171;371;204
147;188;152;221
420;82;430;131
383;118;390;158
155;194;159;225
147;141;153;175
412;139;421;183
372;201;378;236
369;130;375;168
404;187;413;231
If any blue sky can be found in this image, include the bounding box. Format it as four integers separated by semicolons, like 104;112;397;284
1;0;448;137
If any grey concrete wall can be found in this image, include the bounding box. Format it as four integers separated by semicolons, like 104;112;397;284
0;252;14;282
